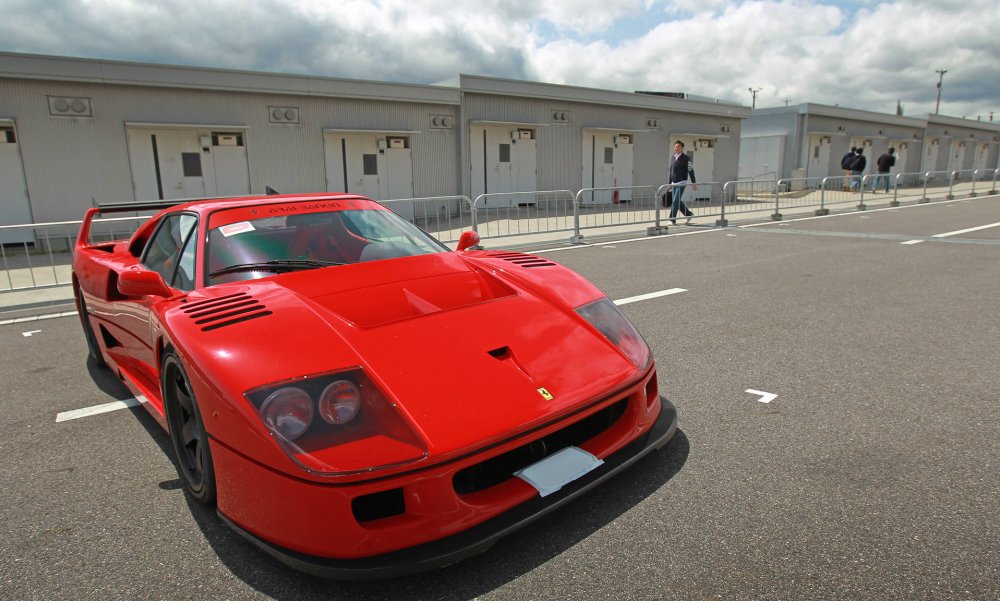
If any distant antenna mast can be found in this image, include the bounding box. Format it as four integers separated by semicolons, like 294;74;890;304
934;69;947;114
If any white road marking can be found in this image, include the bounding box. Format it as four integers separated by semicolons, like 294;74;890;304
932;221;1000;238
901;220;1000;245
746;389;777;404
22;330;42;337
613;288;687;306
0;310;78;326
56;397;144;422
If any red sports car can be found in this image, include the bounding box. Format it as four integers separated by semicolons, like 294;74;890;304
72;193;677;578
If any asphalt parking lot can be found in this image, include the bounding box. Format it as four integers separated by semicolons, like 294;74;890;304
2;197;998;600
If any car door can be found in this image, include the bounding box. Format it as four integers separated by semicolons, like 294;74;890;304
116;213;198;393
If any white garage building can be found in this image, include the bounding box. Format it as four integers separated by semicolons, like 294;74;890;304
1;51;751;242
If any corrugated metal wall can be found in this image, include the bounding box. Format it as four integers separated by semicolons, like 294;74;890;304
0;78;460;222
461;93;742;195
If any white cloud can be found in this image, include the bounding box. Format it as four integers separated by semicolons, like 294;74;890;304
0;0;996;119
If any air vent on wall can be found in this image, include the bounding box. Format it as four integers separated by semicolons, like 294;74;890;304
269;106;300;124
181;292;271;331
47;96;92;118
487;252;557;268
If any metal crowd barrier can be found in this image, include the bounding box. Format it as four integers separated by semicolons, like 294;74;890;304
382;195;473;244
472;190;575;241
3;171;999;295
1;215;150;292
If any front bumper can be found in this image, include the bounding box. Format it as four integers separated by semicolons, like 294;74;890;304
220;395;677;580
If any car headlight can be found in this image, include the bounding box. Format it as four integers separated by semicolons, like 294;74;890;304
246;369;427;476
575;297;652;370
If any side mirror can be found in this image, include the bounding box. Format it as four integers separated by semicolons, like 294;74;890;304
118;269;172;298
456;231;481;252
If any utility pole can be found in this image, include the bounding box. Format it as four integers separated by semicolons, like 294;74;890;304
748;87;762;110
934;69;947;114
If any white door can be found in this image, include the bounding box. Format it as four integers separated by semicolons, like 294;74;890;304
948;141;967;172
382;143;414;201
471;126;536;207
613;136;634;201
973;143;990;171
512;135;537;198
153;130;206;199
807;135;831;180
582;131;615;204
381;140;415;220
344;134;381;199
924;140;940;173
127;128;250;201
0;126;34;243
739;135;784;180
208;134;251;197
889;142;908;176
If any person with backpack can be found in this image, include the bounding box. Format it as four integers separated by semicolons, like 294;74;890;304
850;147;867;192
872;147;896;193
841;147;857;190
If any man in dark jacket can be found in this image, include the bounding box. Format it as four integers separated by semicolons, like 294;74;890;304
667;140;697;224
850;147;867;192
841;146;858;190
873;147;896;193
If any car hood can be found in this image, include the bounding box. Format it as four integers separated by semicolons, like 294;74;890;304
171;251;639;459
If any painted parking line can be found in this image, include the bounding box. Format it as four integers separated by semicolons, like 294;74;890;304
613;288;687;306
55;396;145;423
902;220;1000;245
0;310;78;326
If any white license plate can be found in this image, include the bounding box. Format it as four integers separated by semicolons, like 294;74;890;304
514;446;604;497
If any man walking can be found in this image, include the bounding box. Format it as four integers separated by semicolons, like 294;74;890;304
668;140;697;224
850;147;867;192
841;146;857;190
873;147;896;193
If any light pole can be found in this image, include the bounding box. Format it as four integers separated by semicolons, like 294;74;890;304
748;87;762;110
934;69;947;114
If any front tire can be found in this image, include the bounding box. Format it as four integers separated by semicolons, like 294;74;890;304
162;351;217;505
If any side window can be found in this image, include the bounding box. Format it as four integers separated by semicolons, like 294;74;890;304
173;232;197;290
142;214;198;289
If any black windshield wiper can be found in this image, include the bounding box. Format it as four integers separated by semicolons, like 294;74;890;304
209;259;346;278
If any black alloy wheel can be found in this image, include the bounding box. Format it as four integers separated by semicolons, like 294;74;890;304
162;351;217;505
75;290;106;367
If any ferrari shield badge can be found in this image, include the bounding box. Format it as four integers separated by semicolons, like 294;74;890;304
537;387;554;401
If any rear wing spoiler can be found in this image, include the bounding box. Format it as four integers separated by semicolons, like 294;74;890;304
76;188;282;250
75;201;182;251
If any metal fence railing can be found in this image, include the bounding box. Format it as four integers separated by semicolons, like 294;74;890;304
472;190;576;240
2;170;998;296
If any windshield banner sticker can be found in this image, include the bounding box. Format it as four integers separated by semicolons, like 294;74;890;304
219;221;256;237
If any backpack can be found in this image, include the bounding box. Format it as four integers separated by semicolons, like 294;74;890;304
841;152;856;170
852;155;866;172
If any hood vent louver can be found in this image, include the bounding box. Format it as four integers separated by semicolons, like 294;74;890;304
181;292;272;332
489;252;556;268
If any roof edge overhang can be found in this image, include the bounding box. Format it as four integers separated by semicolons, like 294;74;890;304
470;120;549;128
669;131;730;139
125;121;248;130
0;52;461;106
581;126;649;133
460;74;751;119
322;128;422;135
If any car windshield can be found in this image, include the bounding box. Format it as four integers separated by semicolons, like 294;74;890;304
206;208;448;284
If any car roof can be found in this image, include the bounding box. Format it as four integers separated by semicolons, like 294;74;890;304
170;192;376;215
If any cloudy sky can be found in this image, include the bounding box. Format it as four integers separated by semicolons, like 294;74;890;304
1;0;997;120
